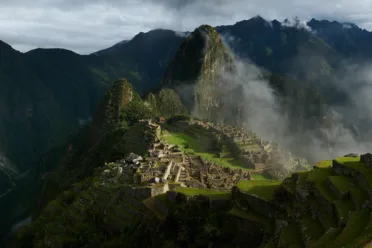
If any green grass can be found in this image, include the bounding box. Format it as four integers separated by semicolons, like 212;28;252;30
155;193;173;207
328;176;352;195
350;186;368;209
330;208;371;247
294;171;310;188
311;228;343;248
143;197;166;220
334;156;372;188
236;180;281;201
347;218;372;247
278;223;303;248
314;160;332;168
174;187;231;200
251;173;274;181
334;200;352;223
301;215;325;244
229;207;273;232
263;239;276;248
162;130;253;170
308;167;338;202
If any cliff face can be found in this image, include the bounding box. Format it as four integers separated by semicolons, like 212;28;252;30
161;25;235;121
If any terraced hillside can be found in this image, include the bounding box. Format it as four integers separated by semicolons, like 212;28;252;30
133;154;372;247
10;115;372;247
162;119;310;180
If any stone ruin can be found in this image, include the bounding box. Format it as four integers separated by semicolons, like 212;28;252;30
360;153;372;168
193;120;309;178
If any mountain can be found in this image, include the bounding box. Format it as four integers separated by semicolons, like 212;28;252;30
9;80;372;247
9;77;314;247
161;24;333;162
307;18;372;59
3;16;372;244
122;155;372;248
162;25;235;120
1;17;371;173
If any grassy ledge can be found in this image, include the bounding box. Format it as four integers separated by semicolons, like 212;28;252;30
235;180;281;201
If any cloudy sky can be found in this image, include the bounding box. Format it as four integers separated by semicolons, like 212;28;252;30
1;0;372;54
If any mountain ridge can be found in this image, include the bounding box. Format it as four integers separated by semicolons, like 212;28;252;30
2;16;372;244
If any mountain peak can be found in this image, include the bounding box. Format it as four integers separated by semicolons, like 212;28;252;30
87;78;136;143
161;24;234;120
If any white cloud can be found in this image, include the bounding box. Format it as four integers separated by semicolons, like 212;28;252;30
1;0;372;54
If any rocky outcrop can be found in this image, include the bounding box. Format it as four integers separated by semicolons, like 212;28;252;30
161;25;235;120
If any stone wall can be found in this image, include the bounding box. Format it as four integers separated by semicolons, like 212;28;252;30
360;153;372;168
325;177;349;200
118;184;169;200
232;187;276;218
332;160;370;190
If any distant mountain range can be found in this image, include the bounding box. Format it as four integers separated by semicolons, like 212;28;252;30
1;15;372;185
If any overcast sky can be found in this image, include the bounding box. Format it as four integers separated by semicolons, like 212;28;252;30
1;0;372;54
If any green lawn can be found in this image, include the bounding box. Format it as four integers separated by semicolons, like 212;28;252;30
236;180;281;201
308;168;338;202
251;173;274;181
348;218;372;247
311;228;343;248
143;197;166;220
278;223;303;248
174;187;231;200
350;186;368;209
330;208;371;247
229;207;273;232
334;200;352;223
314;160;333;169
301;215;325;243
328;176;352;195
162;130;253;170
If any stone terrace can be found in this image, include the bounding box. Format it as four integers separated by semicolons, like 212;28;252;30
194;120;309;178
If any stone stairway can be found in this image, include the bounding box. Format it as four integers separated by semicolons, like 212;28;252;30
179;170;187;182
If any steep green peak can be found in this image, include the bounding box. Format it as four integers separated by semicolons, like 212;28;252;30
87;78;138;143
160;24;235;120
161;24;230;87
194;24;220;39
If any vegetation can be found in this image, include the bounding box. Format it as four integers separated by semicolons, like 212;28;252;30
162;128;252;170
174;187;231;200
278;223;303;248
235;180;281;201
6;16;372;248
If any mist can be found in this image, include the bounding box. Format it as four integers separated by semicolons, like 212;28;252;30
174;31;372;164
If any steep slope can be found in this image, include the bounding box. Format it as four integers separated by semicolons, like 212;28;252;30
0;41;71;170
160;24;333;162
161;25;235;120
0;17;369;173
307;18;372;59
0;30;183;176
14;116;372;247
123;154;372;247
8;80;188;247
216;16;345;105
92;29;185;94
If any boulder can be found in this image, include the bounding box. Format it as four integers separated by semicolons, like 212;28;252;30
149;177;160;184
